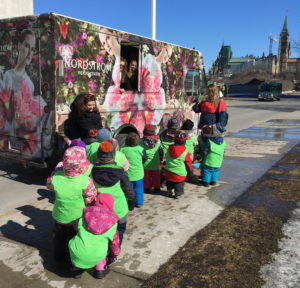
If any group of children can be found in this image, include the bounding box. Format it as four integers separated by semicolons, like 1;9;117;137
46;116;226;279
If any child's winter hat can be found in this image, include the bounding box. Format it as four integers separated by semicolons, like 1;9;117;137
181;119;194;131
97;139;116;165
143;124;156;136
97;128;112;143
125;132;140;147
63;146;90;177
70;139;86;151
167;118;178;130
174;131;187;145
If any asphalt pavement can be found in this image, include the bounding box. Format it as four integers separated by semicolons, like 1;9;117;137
0;116;300;287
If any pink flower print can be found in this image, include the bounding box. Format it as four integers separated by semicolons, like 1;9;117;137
108;87;121;106
154;70;161;91
30;99;42;117
119;112;130;124
130;111;145;135
82;32;87;39
0;104;5;130
171;85;175;95
13;92;23;114
119;92;134;111
59;44;74;63
144;94;156;110
167;65;173;73
76;32;86;47
0;89;13;120
20;78;32;103
73;40;78;48
68;81;73;89
89;78;97;92
96;55;104;63
64;73;75;84
17;114;35;131
16;131;38;155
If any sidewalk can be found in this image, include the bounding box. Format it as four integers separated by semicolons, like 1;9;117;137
0;119;300;288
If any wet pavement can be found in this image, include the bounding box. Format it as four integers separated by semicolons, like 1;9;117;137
0;117;300;287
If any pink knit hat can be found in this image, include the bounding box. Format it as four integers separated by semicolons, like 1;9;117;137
63;146;90;177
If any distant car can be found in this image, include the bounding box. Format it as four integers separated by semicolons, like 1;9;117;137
258;82;282;101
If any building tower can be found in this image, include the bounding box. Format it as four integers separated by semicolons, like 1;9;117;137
278;16;291;73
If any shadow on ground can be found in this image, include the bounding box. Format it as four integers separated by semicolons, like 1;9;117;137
0;188;72;278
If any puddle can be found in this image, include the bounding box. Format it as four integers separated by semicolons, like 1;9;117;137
230;119;300;141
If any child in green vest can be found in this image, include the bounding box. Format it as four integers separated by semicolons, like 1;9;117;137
140;124;164;193
120;133;148;207
165;131;193;199
160;117;179;154
69;193;120;279
92;140;135;246
181;119;199;183
200;125;226;187
46;146;98;260
181;119;197;154
86;128;129;171
160;118;179;187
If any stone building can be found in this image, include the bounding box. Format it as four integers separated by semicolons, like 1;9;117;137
210;16;300;77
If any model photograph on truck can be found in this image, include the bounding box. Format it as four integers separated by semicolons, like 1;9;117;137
0;13;205;167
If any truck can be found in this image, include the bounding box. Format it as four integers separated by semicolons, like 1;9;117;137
258;81;282;101
0;13;205;168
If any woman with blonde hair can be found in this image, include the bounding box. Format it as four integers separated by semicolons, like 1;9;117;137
192;83;227;132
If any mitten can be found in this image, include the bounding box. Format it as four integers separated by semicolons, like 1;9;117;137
128;199;136;211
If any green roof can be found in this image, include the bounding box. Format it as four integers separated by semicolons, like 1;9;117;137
282;16;288;33
228;57;252;64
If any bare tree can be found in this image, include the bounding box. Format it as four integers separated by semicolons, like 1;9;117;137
292;38;300;55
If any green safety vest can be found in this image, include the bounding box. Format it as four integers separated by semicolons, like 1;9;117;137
86;142;99;165
161;139;174;155
93;164;129;219
120;145;144;181
52;171;88;224
69;218;117;269
115;151;126;169
165;147;188;176
185;134;197;154
87;142;125;169
140;139;161;170
205;140;226;168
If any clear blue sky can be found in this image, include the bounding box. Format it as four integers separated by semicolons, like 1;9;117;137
34;0;300;71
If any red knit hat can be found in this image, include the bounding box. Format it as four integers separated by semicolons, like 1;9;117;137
175;131;187;145
143;124;156;136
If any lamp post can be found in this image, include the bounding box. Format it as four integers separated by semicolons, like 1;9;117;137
151;0;156;40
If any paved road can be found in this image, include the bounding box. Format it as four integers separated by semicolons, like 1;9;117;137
0;95;299;287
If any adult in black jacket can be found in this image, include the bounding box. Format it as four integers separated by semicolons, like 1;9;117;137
127;60;138;91
76;93;103;144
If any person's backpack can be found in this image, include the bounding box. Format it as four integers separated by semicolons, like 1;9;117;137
63;94;84;140
216;100;229;127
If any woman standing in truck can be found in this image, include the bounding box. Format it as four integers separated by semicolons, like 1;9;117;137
99;26;173;135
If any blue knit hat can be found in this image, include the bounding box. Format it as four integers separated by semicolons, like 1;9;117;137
167;118;178;130
97;128;112;143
